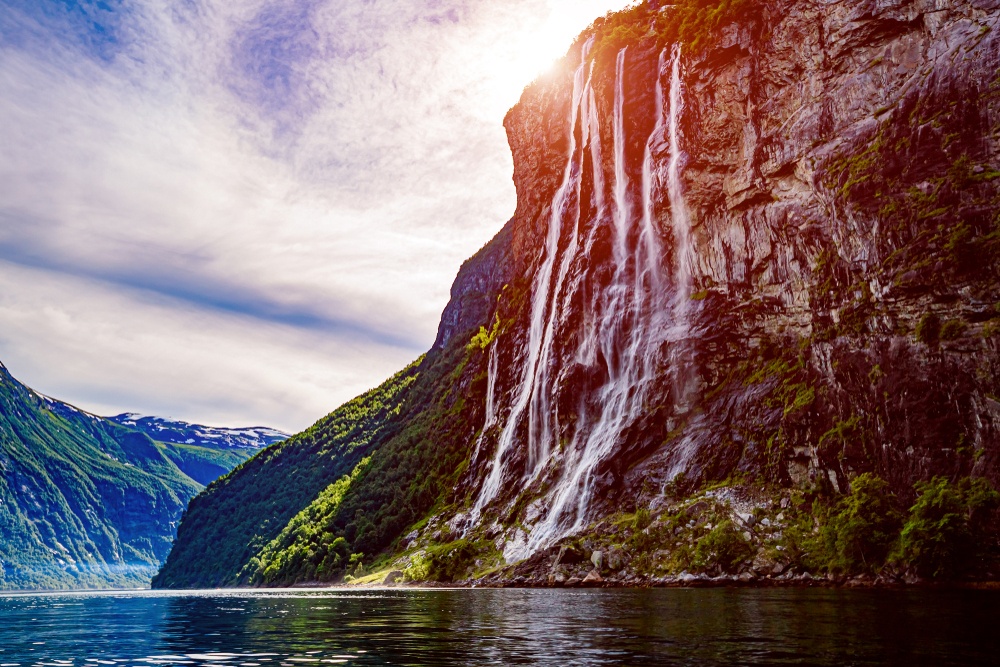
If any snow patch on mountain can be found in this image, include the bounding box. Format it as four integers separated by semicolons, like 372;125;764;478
107;413;288;450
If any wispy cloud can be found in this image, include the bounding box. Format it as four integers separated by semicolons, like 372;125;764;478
0;0;628;432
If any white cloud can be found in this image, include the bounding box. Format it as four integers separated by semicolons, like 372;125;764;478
0;0;630;432
0;262;414;432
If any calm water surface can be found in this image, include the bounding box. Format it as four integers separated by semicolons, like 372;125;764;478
1;588;997;666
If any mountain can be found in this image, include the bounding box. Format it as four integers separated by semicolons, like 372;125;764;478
156;0;1000;589
0;361;280;590
106;415;287;485
107;414;287;451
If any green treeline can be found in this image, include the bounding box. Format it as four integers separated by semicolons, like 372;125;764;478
151;359;423;588
154;335;490;588
586;0;759;63
242;335;486;586
783;474;1000;579
242;457;371;585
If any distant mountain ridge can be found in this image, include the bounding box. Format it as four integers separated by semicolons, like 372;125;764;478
107;414;288;450
0;361;283;590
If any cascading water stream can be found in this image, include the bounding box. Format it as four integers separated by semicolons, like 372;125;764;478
570;83;610;373
466;40;595;526
640;49;669;306
665;46;696;403
612;48;630;263
484;341;499;426
468;44;695;557
667;46;693;314
526;62;600;473
525;47;675;553
466;340;500;480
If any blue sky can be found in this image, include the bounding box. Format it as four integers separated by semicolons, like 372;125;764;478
0;0;628;432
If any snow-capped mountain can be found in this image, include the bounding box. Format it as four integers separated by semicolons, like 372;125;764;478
108;413;288;450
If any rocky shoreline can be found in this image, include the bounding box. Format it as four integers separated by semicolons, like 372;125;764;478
361;573;1000;591
467;573;993;589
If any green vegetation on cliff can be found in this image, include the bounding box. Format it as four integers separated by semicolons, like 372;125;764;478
151;359;422;588
155;333;492;587
155;216;513;589
588;0;759;62
243;457;371;585
894;476;1000;579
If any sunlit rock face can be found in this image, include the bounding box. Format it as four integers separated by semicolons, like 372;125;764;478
155;0;1000;588
442;0;1000;560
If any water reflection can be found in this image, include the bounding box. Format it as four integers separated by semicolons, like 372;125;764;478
0;588;997;666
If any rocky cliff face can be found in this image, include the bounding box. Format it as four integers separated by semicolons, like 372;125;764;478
157;0;1000;588
429;0;1000;564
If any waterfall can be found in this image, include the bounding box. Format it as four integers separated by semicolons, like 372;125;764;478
483;341;499;427
466;341;500;485
525;57;609;475
641;49;669;303
612;48;629;262
467;39;596;525
524;47;673;554
668;46;693;310
468;44;694;558
665;45;696;403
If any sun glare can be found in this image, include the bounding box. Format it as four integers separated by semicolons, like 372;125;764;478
477;2;631;117
509;18;579;82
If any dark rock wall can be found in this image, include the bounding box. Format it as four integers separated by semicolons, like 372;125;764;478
433;217;515;351
447;0;1000;551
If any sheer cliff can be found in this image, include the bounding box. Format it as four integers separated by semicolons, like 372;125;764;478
156;0;1000;588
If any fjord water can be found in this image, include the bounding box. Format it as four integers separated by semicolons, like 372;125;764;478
2;589;997;666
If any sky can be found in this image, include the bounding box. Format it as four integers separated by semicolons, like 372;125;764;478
0;0;631;433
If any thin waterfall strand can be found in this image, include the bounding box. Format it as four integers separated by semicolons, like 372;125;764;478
666;45;696;403
526;59;600;473
668;46;693;317
640;48;669;304
465;340;500;492
612;48;629;262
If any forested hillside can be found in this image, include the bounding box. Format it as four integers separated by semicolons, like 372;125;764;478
153;220;513;589
0;362;274;589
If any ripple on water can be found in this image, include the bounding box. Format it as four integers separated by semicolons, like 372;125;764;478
1;588;998;666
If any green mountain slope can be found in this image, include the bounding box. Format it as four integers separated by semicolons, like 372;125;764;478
0;362;269;590
151;359;423;588
152;221;512;588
